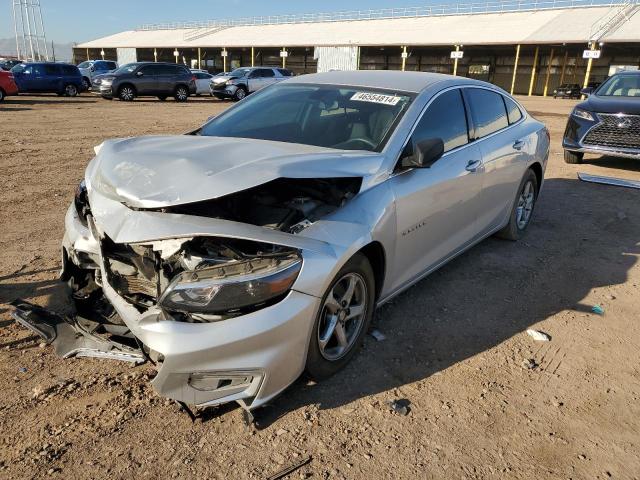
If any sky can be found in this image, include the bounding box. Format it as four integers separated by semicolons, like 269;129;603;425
1;0;448;44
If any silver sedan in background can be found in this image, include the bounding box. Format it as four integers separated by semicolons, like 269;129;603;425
13;71;549;415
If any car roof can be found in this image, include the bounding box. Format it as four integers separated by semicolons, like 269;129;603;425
286;70;483;93
614;70;640;75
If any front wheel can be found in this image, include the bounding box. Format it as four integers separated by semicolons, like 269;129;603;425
233;87;247;101
564;150;583;164
305;253;375;380
174;86;189;102
64;84;78;97
496;169;539;241
118;85;135;101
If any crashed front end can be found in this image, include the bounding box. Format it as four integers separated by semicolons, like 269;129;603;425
13;136;371;411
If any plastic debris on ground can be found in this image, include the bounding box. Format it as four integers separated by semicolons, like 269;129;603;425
526;329;551;342
370;329;386;341
522;358;538;370
592;304;605;315
385;399;410;416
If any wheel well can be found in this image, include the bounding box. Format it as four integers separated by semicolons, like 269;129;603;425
529;162;543;191
358;242;386;301
82;76;90;83
175;83;189;92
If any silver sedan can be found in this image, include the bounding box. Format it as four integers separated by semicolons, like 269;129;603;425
13;71;549;414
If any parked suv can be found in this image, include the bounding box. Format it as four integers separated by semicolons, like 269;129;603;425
77;60;118;91
563;70;640;163
0;69;19;101
98;62;196;102
210;67;293;101
11;62;83;96
553;83;581;99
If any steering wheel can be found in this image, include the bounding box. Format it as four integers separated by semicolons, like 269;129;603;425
336;137;377;150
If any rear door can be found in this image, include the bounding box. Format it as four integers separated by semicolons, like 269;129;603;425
246;69;261;92
463;87;528;235
195;72;212;94
389;88;485;291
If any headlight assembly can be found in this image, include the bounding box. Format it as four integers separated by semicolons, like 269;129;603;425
159;254;302;315
572;108;596;122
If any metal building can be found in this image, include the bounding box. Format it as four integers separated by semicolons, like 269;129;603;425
73;0;640;95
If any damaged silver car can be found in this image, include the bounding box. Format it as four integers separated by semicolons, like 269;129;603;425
13;71;549;414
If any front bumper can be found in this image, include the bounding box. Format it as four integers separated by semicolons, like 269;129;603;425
23;204;324;410
210;83;238;98
563;115;640;160
99;84;114;98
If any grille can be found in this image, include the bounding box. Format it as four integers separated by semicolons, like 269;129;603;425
583;113;640;150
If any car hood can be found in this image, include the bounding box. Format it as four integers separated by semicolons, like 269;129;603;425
211;75;236;84
87;135;383;209
579;95;640;115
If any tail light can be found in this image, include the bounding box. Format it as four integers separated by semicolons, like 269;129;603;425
191;75;196;82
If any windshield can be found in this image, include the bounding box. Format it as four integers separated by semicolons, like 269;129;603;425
229;67;251;77
78;61;92;69
597;74;640;97
200;84;413;152
113;63;138;74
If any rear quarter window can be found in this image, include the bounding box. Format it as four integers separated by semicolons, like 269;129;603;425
504;96;523;125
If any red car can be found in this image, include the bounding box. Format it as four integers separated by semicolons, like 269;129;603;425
0;70;19;101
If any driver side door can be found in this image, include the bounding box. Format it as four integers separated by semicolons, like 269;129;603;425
388;88;485;291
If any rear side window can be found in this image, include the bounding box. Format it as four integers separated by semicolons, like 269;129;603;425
260;69;275;78
105;62;117;70
466;88;509;138
61;65;77;75
141;65;163;75
44;65;59;75
277;68;293;76
412;89;469;153
504;96;523;125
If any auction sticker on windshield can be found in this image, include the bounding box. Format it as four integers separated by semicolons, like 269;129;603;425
351;92;402;106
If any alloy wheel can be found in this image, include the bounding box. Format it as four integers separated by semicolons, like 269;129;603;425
236;88;246;100
65;85;78;97
516;180;535;229
120;87;134;101
176;87;188;101
317;273;368;361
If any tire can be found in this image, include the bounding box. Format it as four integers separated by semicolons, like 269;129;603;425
564;150;583;164
496;169;539;241
157;96;167;101
0;88;5;102
174;85;189;102
64;84;78;97
233;86;247;101
118;85;135;101
305;253;375;380
81;77;91;91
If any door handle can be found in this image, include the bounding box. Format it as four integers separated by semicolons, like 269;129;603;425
513;139;525;150
465;159;482;172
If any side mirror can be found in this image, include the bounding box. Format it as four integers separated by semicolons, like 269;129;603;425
401;138;445;169
580;87;594;96
136;71;144;77
90;66;96;72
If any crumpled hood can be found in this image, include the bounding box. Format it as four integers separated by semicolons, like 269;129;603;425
87;135;383;209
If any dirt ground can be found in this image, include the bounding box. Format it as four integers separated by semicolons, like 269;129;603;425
0;92;639;480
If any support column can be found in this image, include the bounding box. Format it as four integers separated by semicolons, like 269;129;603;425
453;44;460;76
401;46;407;71
100;49;105;60
582;41;597;93
282;47;287;68
510;44;520;95
528;46;539;96
223;49;227;72
251;47;255;67
543;48;555;96
86;48;90;61
198;48;201;69
559;50;568;85
154;48;157;62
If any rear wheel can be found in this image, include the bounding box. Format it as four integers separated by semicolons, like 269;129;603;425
174;86;189;102
118;85;135;101
0;88;5;102
305;253;375;380
564;150;583;164
496;169;539;241
64;84;78;97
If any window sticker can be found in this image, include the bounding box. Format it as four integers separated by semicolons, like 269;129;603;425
350;91;401;106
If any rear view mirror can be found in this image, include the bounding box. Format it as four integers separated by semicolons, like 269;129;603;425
580;87;594;96
401;138;445;169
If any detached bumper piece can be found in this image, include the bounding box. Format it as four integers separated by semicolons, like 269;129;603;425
10;299;144;364
578;172;640;190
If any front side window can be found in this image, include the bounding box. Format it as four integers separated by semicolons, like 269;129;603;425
230;67;251;78
597;74;640;97
44;64;59;75
412;89;469;152
466;88;509;138
114;63;138;74
261;69;275;78
200;84;413;152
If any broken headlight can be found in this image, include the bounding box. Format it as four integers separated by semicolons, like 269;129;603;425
158;254;302;314
74;179;91;222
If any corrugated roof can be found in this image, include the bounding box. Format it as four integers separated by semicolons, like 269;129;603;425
76;6;639;49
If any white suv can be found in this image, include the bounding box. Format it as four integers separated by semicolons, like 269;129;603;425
210;67;293;101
